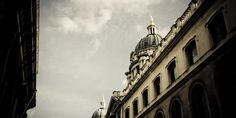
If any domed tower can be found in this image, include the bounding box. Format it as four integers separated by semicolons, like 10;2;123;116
135;16;162;51
92;97;106;118
125;16;163;86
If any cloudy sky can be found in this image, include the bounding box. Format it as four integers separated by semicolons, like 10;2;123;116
27;0;190;117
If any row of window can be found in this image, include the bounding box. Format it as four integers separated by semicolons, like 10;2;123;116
125;82;211;118
124;75;161;118
155;82;211;118
124;10;227;118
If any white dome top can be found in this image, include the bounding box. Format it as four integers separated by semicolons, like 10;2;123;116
91;98;106;118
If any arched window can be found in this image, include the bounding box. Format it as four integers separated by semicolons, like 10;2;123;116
125;108;130;118
190;83;210;118
170;97;183;118
155;110;165;118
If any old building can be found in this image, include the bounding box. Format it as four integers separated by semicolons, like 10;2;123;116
0;0;39;118
106;0;236;118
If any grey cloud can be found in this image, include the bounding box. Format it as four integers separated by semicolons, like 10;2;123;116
45;0;164;34
35;0;190;117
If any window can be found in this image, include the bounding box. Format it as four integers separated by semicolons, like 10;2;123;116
144;41;148;46
185;40;197;66
152;40;156;45
142;89;149;107
167;60;176;83
208;11;227;45
170;98;183;118
190;83;210;118
154;76;161;97
125;108;130;118
133;99;138;117
136;65;140;75
155;110;165;118
149;28;152;34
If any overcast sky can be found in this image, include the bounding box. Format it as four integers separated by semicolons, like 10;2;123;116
27;0;190;117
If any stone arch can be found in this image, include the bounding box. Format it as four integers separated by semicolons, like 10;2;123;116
155;109;165;118
189;81;210;118
169;97;183;118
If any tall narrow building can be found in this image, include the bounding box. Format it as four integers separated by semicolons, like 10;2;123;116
105;0;236;118
0;0;39;117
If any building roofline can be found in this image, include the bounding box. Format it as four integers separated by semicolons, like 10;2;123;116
121;0;214;103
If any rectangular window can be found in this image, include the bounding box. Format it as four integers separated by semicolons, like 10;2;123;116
125;108;129;118
142;89;149;107
168;60;176;83
185;40;197;66
137;65;140;75
154;76;161;97
208;11;227;45
133;99;138;117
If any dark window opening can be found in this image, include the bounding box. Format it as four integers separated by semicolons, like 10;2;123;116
170;99;183;118
191;84;210;118
144;41;148;47
155;111;164;118
154;76;161;97
185;40;197;66
152;40;156;45
208;11;227;45
150;28;152;34
168;61;176;83
133;99;138;117
136;65;140;75
125;108;129;118
142;89;148;107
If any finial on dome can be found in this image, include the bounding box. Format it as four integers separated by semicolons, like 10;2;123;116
147;15;157;34
150;15;155;26
100;96;106;109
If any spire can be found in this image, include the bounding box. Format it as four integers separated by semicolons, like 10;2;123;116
147;15;157;34
100;96;106;109
150;15;155;26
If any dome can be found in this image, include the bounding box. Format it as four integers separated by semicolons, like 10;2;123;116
92;109;106;118
135;34;162;51
91;97;106;118
134;16;163;52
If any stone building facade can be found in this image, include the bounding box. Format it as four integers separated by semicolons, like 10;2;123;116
106;0;236;118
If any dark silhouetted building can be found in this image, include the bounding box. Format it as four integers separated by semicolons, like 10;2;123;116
0;0;39;118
